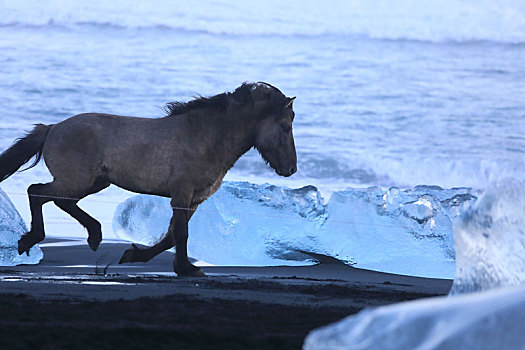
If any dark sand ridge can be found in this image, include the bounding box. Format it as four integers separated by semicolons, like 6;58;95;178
0;239;452;349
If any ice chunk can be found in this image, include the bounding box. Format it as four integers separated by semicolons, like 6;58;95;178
113;182;475;278
113;183;326;266
0;188;43;265
450;179;525;294
304;284;525;350
110;194;173;246
304;180;525;350
319;186;472;278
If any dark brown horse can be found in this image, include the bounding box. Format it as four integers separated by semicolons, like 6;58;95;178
0;82;297;276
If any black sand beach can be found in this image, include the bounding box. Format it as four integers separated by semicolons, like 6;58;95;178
0;239;452;349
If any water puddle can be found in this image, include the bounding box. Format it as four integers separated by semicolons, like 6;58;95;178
1;277;24;282
80;281;134;286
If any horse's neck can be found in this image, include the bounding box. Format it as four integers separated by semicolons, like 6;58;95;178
211;117;256;170
170;112;256;172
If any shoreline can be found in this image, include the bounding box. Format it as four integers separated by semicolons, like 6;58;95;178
0;239;452;349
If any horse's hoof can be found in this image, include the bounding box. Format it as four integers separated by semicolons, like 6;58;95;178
17;242;24;255
118;249;133;264
18;238;27;255
189;269;206;277
17;234;41;255
87;236;101;251
174;262;206;277
118;244;140;264
18;243;32;256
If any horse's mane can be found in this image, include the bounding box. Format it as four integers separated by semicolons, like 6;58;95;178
163;82;284;117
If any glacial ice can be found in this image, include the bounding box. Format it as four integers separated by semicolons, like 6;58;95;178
304;284;525;350
450;179;525;294
113;181;476;278
0;188;43;265
304;180;525;350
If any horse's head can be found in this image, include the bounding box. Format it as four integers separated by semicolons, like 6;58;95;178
251;83;297;177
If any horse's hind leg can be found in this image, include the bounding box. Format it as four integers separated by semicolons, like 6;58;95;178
53;179;109;251
18;183;56;255
119;205;197;264
18;177;109;254
54;199;103;251
118;233;173;264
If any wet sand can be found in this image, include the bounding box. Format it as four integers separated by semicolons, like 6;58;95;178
0;239;452;349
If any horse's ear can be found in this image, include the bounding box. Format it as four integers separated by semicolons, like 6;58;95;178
284;96;296;109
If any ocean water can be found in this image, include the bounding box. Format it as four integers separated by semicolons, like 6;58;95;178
0;0;524;243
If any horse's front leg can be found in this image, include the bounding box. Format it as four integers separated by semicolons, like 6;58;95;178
171;200;205;277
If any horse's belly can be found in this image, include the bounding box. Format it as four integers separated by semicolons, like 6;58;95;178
192;177;223;206
107;165;172;197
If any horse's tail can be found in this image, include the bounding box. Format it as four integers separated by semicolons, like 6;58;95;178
0;124;52;183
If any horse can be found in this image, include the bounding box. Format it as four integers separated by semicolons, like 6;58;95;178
0;82;297;276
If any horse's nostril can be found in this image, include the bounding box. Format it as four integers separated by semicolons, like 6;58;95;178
290;165;297;175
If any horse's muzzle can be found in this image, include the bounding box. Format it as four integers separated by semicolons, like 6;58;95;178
277;164;297;177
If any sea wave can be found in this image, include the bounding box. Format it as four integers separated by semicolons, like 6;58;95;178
1;0;525;44
2;21;524;46
229;150;525;191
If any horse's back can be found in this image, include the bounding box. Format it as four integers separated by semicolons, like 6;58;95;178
50;112;143;134
42;113;183;196
44;113;135;160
